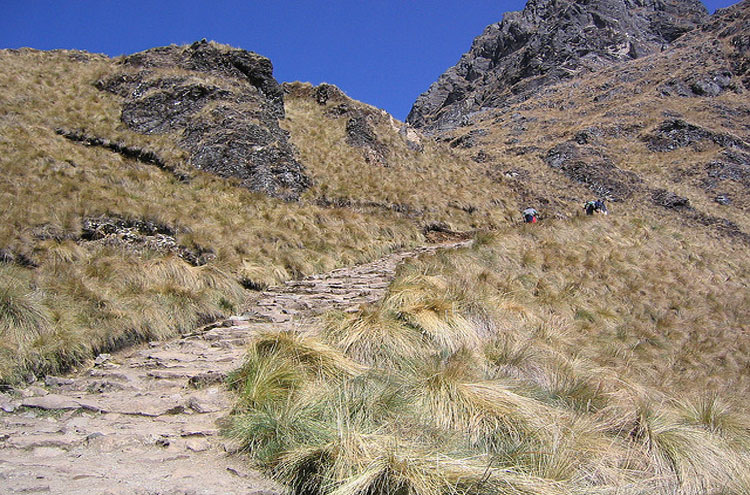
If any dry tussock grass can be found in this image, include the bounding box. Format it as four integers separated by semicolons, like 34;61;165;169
230;214;749;494
282;85;518;230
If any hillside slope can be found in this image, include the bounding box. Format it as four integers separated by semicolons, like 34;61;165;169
224;3;750;493
410;0;750;242
1;1;749;493
0;42;510;382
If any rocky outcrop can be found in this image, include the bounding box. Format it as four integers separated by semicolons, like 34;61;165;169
80;216;214;266
545;141;643;200
407;0;708;132
55;128;188;180
659;70;737;97
97;40;309;200
642;119;749;152
345;114;389;166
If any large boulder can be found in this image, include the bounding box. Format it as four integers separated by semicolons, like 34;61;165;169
97;40;309;200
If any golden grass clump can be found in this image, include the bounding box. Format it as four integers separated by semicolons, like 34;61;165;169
321;307;426;367
0;266;52;346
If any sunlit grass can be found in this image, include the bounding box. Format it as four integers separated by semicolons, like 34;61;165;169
230;217;750;494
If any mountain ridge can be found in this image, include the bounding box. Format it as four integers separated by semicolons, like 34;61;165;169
407;0;711;131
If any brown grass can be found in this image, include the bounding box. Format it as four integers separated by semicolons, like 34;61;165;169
230;214;750;494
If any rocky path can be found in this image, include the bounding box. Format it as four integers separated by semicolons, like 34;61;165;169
0;241;470;495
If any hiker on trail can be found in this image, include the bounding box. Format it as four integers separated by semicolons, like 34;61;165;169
522;207;539;223
584;199;608;215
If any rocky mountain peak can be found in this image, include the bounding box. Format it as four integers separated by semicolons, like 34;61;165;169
407;0;708;132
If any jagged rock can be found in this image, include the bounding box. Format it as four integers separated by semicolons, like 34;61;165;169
313;83;347;105
643;119;749;152
691;79;722;97
651;189;690;209
80;215;214;266
660;78;694;97
661;70;737;97
346;114;388;166
114;39;284;118
545;141;642;200
121;83;232;134
97;41;310;200
704;156;750;185
408;0;708;131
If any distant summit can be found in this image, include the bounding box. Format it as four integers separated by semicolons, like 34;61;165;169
407;0;708;131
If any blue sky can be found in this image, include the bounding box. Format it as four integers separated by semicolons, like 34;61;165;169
2;1;739;120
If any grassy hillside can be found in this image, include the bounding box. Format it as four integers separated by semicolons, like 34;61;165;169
431;2;750;239
0;47;511;383
228;214;750;494
281;82;516;229
2;25;749;492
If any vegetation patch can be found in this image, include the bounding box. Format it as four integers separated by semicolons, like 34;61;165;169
229;218;750;494
0;47;431;383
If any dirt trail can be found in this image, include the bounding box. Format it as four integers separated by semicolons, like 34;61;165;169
0;241;470;495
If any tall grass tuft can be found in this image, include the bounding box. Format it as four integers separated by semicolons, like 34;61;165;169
322;308;425;367
0;266;51;346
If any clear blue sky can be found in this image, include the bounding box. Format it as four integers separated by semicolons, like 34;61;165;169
1;0;739;120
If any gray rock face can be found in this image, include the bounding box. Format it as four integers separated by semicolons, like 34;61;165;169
80;215;214;266
545;141;643;200
407;0;708;132
97;40;309;200
642;119;749;152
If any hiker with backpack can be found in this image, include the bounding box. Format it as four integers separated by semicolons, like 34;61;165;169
584;199;608;215
522;207;539;223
